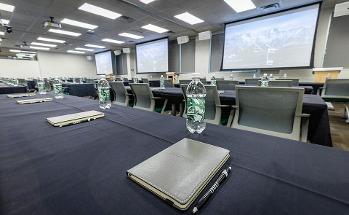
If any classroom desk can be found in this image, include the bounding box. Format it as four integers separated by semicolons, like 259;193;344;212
0;83;27;94
62;83;97;97
0;94;347;215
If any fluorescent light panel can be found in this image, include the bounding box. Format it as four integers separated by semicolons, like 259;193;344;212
78;3;122;20
224;0;256;13
0;3;15;12
30;46;50;51
10;49;37;54
142;24;168;33
119;33;143;39
38;37;66;43
61;18;98;30
174;12;204;25
31;42;57;48
139;0;156;4
0;19;10;25
0;31;5;36
85;44;105;49
48;29;81;37
102;38;125;44
75;47;94;52
67;50;85;54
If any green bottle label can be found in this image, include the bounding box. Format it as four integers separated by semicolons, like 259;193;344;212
187;97;205;122
38;82;44;91
54;84;63;94
99;87;110;103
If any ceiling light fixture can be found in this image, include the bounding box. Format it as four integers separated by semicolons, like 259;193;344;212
0;3;15;12
75;47;94;52
78;3;122;20
0;31;5;36
30;46;50;51
31;42;57;48
0;19;10;25
61;18;98;30
139;0;156;4
37;37;66;44
48;29;81;37
224;0;256;13
141;24;169;33
102;38;125;44
67;50;85;54
9;49;21;53
174;12;204;25
119;33;144;40
85;44;106;49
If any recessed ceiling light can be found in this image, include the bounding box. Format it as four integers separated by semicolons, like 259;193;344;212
37;37;66;44
119;33;144;40
0;3;15;12
139;0;156;4
141;24;169;33
0;31;5;36
0;38;2;42
0;19;10;25
174;12;204;25
102;38;125;44
61;18;98;30
48;29;81;37
85;44;105;49
75;47;94;52
78;3;122;20
224;0;256;12
30;46;50;51
67;50;85;54
31;42;57;48
9;49;21;53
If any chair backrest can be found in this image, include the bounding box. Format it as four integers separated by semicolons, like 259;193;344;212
204;85;221;124
110;81;129;106
322;79;349;97
130;83;154;111
269;80;293;87
232;86;304;141
141;78;149;83
179;80;192;85
277;79;299;86
123;78;129;82
164;80;173;88
245;78;260;86
216;80;239;91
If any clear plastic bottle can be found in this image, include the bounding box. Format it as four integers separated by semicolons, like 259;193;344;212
53;79;64;99
211;76;216;86
37;79;46;94
98;77;111;109
186;74;206;134
160;75;165;89
260;73;269;87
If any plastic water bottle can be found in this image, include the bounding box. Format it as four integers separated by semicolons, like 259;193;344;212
160;75;165;89
53;79;64;99
260;73;269;87
186;74;207;134
283;73;287;79
211;76;216;86
37;79;46;94
98;78;111;109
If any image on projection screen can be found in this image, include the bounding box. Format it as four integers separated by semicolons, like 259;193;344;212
136;38;168;73
222;4;320;70
95;51;113;75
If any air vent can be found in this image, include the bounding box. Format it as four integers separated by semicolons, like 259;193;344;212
334;1;349;17
260;3;280;11
118;16;135;23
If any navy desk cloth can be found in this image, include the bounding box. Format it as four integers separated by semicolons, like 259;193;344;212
0;94;348;215
150;88;332;147
62;83;96;97
0;83;27;94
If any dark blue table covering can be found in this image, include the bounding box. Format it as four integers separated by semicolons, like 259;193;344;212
62;83;96;97
0;94;348;215
151;88;332;147
0;83;27;94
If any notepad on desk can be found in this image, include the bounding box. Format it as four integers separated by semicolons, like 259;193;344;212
127;138;230;210
7;93;36;98
47;110;105;127
17;98;53;104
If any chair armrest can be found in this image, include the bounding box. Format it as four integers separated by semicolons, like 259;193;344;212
300;113;310;118
216;104;231;108
153;97;164;100
231;105;238;109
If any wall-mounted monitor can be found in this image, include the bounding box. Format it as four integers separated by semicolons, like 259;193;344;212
222;3;320;70
136;38;169;73
95;51;114;75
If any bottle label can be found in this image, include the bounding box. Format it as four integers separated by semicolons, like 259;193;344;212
37;82;45;91
54;84;63;95
99;87;110;103
187;97;205;122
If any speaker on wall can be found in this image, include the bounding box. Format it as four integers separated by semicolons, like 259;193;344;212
122;48;131;54
198;31;212;41
86;56;93;61
114;50;122;56
177;36;189;45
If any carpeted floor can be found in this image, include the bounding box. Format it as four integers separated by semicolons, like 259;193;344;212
329;104;349;151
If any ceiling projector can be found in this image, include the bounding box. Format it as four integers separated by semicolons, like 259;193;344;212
43;16;61;29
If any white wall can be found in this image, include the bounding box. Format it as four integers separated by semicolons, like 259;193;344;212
0;51;97;79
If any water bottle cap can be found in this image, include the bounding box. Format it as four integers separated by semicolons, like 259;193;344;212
192;73;201;78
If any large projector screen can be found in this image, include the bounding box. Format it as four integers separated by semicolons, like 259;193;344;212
136;38;168;73
95;51;113;75
222;4;320;70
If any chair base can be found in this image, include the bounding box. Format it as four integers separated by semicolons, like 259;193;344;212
345;105;349;124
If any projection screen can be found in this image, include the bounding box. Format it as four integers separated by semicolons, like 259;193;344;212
95;51;114;75
136;38;169;73
222;3;320;70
